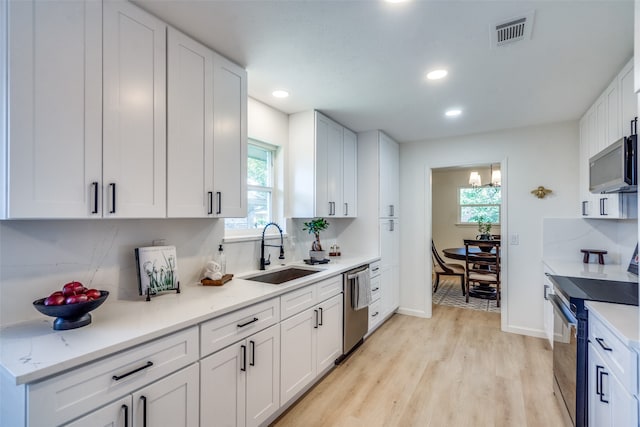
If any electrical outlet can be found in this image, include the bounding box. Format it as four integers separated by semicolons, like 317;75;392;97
510;233;519;245
152;239;167;246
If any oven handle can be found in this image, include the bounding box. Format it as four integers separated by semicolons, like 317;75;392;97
549;294;578;327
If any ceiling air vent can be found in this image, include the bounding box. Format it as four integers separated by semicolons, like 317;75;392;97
491;11;535;47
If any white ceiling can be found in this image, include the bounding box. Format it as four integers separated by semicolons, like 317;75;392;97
135;0;634;143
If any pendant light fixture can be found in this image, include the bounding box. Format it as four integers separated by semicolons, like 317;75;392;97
469;164;501;188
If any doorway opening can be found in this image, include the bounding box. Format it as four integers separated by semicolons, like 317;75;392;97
429;162;506;321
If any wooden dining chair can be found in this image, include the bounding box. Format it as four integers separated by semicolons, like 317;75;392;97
431;240;466;294
463;239;501;307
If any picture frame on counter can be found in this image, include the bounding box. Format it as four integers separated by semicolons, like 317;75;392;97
135;245;180;301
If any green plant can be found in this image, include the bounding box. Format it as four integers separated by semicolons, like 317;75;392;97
302;218;329;251
476;215;492;236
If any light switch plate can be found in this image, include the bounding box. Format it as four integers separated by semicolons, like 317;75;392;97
510;233;519;245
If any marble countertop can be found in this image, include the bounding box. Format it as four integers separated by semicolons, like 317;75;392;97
543;259;638;282
0;256;379;385
586;301;639;350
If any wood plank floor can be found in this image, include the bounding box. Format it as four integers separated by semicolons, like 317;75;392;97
272;305;567;427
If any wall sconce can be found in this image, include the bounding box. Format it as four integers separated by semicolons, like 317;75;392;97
531;186;552;199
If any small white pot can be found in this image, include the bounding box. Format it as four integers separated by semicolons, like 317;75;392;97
309;250;326;261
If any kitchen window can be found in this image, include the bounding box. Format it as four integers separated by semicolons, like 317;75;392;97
458;187;501;224
225;140;278;234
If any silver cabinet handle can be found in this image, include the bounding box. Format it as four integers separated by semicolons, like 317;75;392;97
216;192;222;215
344;203;348;216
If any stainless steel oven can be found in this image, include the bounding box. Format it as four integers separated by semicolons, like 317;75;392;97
548;287;579;425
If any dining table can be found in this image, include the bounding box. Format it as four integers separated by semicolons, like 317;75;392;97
442;245;500;300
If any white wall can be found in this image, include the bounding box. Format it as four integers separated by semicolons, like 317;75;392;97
400;121;579;336
0;98;295;326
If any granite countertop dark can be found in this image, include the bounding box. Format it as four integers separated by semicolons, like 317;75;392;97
550;275;638;307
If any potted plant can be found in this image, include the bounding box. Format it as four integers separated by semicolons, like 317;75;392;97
476;215;493;240
303;218;329;260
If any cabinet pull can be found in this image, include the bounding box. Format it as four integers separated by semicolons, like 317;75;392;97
237;317;258;328
109;183;116;214
344;203;348;216
241;345;247;371
216;192;222;214
112;361;153;381
372;287;380;292
600;197;608;216
595;337;613;351
207;191;213;215
597;365;609;403
372;311;379;317
389;204;394;216
91;182;99;214
582;200;588;216
314;309;319;329
122;404;129;427
249;340;255;366
389;220;394;232
140;396;147;427
319;307;324;326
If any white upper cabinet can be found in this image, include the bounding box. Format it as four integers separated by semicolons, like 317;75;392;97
1;0;102;219
212;53;248;218
289;111;357;218
103;0;167;218
167;28;215;218
618;59;636;137
379;132;399;218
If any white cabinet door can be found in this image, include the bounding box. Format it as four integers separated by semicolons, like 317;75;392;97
594;93;608;154
316;294;343;373
103;0;166;218
342;128;358;217
605;79;621;143
280;308;316;405
314;113;331;217
619;59;636;138
200;342;246;427
4;0;102;219
167;28;214;218
380;219;400;316
326;119;344;217
245;325;280;427
65;396;132;427
589;343;612;427
379;133;399;218
132;363;199;427
213;53;247;218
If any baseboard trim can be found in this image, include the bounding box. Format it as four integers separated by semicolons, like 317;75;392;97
396;307;430;318
503;325;546;339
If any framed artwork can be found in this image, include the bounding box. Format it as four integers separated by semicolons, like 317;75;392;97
135;245;180;301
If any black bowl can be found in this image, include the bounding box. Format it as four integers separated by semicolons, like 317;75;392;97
33;291;109;330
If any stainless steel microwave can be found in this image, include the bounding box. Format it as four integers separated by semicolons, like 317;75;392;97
589;135;637;193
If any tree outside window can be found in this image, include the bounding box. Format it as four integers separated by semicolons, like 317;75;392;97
459;187;501;224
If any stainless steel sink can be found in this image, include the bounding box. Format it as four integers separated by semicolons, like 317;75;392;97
244;267;321;284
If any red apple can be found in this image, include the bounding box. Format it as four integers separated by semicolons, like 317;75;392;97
85;289;101;300
62;281;85;297
44;294;66;306
65;294;88;305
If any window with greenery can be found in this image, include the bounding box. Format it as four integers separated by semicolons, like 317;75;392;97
459;187;501;224
225;141;276;231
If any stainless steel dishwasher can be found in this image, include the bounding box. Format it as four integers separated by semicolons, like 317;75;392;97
337;264;370;363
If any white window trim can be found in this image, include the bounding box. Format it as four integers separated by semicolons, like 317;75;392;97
457;185;502;225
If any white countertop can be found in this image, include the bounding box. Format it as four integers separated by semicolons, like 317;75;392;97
586;301;640;350
0;256;378;385
543;259;638;282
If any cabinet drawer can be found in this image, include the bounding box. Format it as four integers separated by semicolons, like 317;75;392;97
589;313;638;394
201;297;280;357
281;285;317;320
368;299;382;330
28;327;198;427
370;276;381;302
370;261;382;278
316;275;343;302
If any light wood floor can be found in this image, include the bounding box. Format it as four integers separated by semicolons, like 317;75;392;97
272;305;567;427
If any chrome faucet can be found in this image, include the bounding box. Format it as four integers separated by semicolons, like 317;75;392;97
260;222;285;270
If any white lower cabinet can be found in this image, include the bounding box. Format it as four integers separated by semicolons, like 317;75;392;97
280;293;343;405
66;363;200;427
200;324;280;427
588;343;638;426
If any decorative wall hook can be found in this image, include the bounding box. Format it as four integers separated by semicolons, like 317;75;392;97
531;186;552;199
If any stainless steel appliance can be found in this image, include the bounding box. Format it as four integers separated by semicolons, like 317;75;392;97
547;274;638;426
589;118;637;193
338;264;369;363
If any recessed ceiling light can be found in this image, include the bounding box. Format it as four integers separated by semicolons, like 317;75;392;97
272;90;289;98
385;0;409;3
426;69;448;80
445;109;462;117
